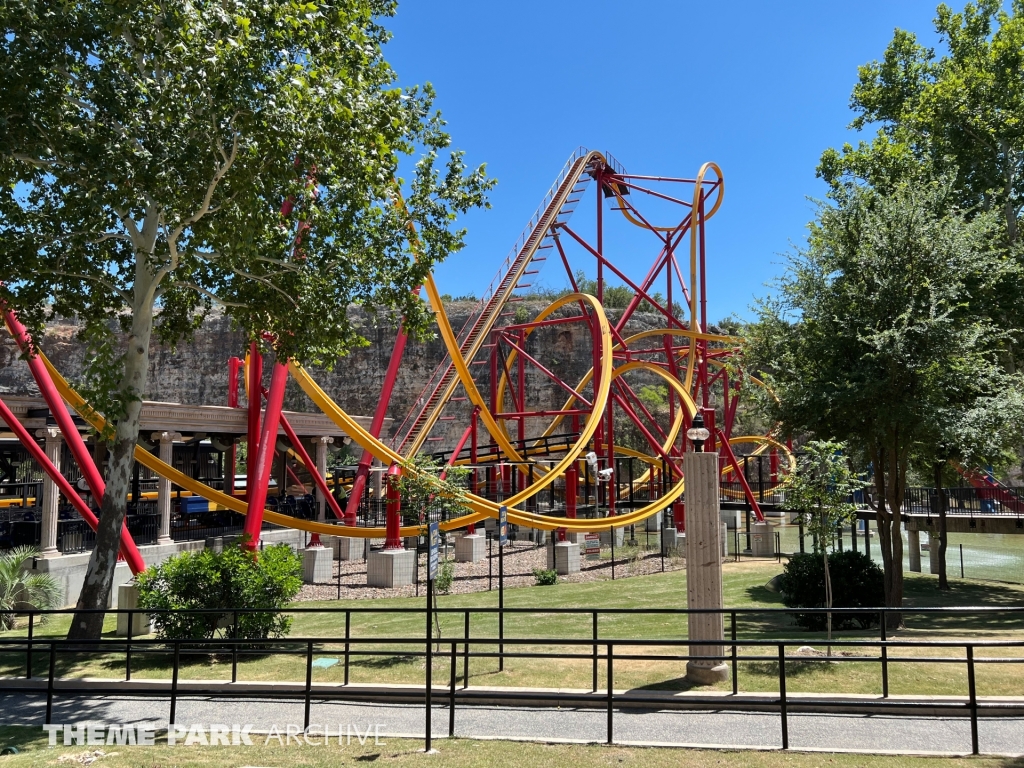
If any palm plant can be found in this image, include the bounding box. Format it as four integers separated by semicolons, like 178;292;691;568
0;546;62;630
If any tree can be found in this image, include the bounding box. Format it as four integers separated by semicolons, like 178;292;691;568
743;177;1015;628
0;0;492;639
818;0;1024;363
0;546;61;630
915;390;1024;589
781;441;865;650
394;454;471;528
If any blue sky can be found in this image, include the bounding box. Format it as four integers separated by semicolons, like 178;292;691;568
383;0;948;322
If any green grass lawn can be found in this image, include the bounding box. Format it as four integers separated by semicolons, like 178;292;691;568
1;562;1022;698
0;726;1019;768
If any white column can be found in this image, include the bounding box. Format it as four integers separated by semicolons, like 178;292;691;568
907;528;921;573
36;428;62;558
152;431;181;545
684;450;729;684
312;436;334;523
371;456;383;498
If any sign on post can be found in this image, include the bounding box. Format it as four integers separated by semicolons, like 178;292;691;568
427;521;440;580
498;505;508;546
584;532;601;561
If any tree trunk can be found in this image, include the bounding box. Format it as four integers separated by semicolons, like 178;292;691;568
882;439;906;630
934;462;948;590
822;509;832;656
67;272;156;641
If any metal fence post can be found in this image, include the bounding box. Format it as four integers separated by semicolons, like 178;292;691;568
169;641;180;726
592;611;598;693
126;610;133;682
731;611;738;696
880;612;889;698
25;611;33;680
606;643;614;745
967;645;979;755
463;611;470;689
449;642;457;738
304;640;314;730
45;641;56;726
778;644;788;750
231;610;238;683
344;611;351;686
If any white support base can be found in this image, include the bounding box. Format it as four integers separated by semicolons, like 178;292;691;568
455;534;485;563
115;583;153;637
549;541;580;575
750;521;775;557
662;528;681;554
644;511;664;532
599;527;624;547
337;537;366;561
685;661;730;684
367;549;416;588
303;546;333;584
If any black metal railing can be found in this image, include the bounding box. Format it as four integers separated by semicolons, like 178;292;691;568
2;604;1022;755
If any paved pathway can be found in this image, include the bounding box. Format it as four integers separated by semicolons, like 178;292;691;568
2;693;1023;755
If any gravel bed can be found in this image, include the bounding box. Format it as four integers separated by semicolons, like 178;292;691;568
296;538;686;602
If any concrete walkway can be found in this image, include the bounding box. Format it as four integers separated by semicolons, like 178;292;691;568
2;692;1023;756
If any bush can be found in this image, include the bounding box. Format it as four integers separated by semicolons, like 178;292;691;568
533;568;558;586
435;559;455;595
136;540;302;642
0;546;61;629
778;550;884;631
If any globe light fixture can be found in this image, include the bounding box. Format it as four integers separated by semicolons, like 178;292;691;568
686;411;710;452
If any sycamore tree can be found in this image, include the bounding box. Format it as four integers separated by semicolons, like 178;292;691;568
782;441;865;650
0;0;492;639
819;0;1024;361
743;177;1015;629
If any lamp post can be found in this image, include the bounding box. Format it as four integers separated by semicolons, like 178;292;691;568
683;408;729;684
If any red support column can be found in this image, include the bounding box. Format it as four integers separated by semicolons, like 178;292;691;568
241;361;288;550
384;463;403;550
227;356;242;497
2;307;145;574
468;412;478;535
245;342;263;502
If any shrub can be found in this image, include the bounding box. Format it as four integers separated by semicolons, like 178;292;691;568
533;568;558;586
778;550;884;631
136;540;302;642
0;546;61;629
435;559;455;595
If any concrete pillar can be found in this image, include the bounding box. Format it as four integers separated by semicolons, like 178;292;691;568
684;450;729;684
928;530;941;575
371;457;383;499
311;436;334;523
908;528;921;573
152;432;181;544
36;428;62;558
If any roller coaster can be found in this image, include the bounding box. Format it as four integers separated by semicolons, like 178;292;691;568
0;148;793;574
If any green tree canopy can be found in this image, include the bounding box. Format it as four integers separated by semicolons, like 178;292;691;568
743;177;1019;626
0;0;492;638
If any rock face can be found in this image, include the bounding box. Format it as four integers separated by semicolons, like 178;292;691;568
0;302;679;452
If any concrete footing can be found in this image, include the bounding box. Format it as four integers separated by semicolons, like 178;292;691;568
685;661;730;684
750;521;775;557
336;537;366;561
644;511;664;532
550;541;580;575
302;546;333;584
662;528;681;555
929;531;941;574
367;549;416;588
599;527;624;547
115;582;153;637
908;529;921;572
455;534;485;563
